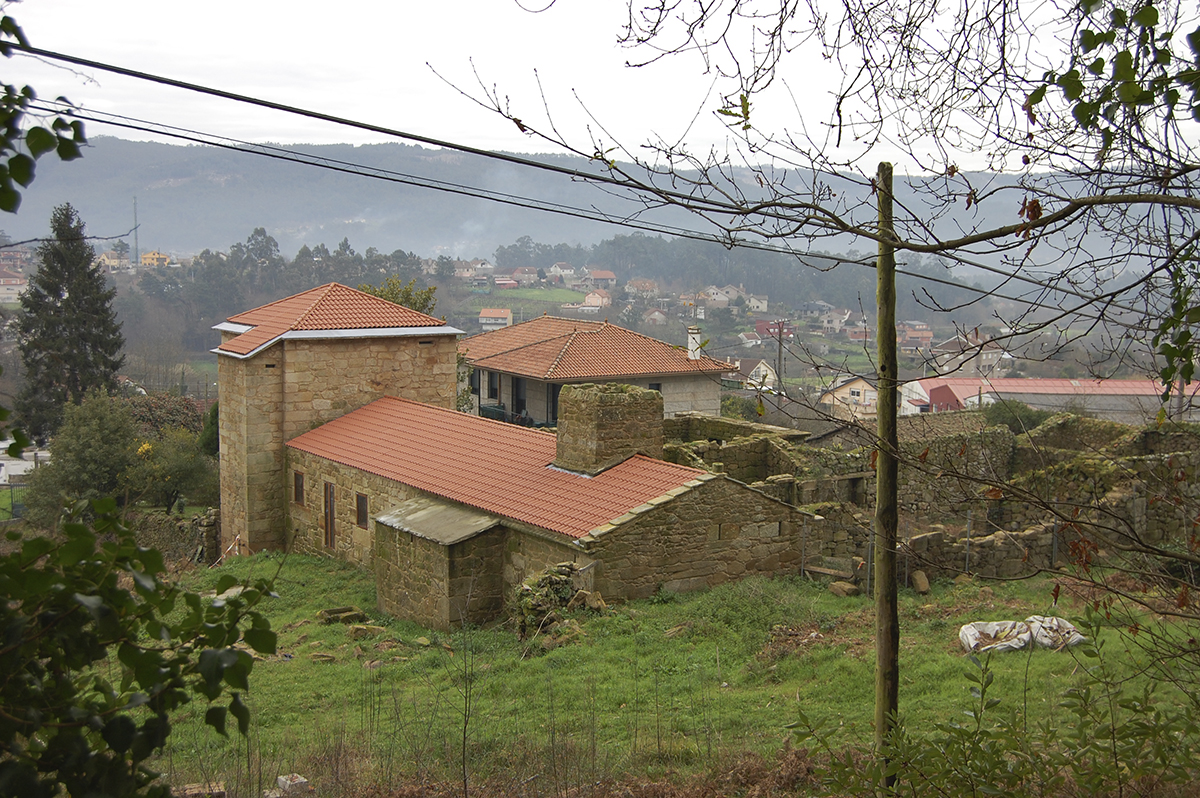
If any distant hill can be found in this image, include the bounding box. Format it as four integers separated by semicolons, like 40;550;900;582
2;137;690;258
2;137;1107;280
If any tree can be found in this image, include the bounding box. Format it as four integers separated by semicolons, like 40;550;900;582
23;393;139;529
0;499;275;798
0;18;269;798
131;427;218;513
110;239;130;259
358;275;438;315
16;204;125;443
198;401;219;456
0;16;86;213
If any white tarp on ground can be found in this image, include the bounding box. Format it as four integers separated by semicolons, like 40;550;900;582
959;616;1085;653
959;620;1032;653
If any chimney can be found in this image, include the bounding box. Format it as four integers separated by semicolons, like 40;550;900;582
553;383;664;475
687;326;703;360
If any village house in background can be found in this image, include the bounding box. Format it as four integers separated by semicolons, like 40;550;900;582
641;308;669;326
926;332;1011;377
140;250;171;269
0;245;32;273
0;268;26;303
461;316;730;425
818;375;883;421
477;308;513;332
727;359;779;390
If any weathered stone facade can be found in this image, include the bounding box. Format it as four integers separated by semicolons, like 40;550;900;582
554;384;664;474
577;475;818;600
219;332;458;554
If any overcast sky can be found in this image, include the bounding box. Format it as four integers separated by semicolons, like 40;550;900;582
6;0;882;166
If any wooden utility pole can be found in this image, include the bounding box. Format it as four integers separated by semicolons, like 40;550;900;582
874;162;900;769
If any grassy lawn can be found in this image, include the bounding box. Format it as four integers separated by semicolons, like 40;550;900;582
156;556;1164;794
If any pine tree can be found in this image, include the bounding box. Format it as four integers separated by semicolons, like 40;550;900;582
16;204;125;443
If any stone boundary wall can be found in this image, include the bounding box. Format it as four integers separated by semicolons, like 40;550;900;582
664;413;809;446
128;508;219;565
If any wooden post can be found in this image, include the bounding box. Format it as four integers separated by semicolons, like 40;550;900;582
874;162;900;769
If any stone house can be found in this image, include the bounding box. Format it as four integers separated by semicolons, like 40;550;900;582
214;282;462;554
286;383;819;629
216;284;820;629
460;315;729;425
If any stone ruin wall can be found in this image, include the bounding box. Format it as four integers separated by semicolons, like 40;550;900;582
683;410;1200;584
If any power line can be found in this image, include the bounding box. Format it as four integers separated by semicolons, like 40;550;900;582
10;45;1154;322
38;101;1141;328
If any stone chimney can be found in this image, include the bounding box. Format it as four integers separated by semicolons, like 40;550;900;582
687;326;703;360
553;383;664;475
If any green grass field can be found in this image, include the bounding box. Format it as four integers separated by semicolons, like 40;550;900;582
154;555;1166;794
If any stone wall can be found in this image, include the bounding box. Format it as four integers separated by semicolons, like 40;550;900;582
503;529;588;593
219;332;458;557
280;336;458;442
374;524;451;628
287;449;420;566
664;413;809;445
578;475;821;600
554;384;664;474
448;529;507;625
1024;413;1133;453
218;338;285;554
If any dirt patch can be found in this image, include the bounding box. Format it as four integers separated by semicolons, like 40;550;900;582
761;607;875;661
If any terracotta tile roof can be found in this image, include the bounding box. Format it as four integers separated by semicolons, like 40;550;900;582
217;283;449;357
459;316;729;380
589;269;617;279
286;397;707;538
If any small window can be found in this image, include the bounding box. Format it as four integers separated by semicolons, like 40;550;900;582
356;493;368;529
293;471;305;505
323;482;336;548
487;371;499;400
648;382;662;393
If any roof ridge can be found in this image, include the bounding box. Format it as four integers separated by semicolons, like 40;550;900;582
468;329;578;361
542;330;580;380
600;323;730;369
289;282;341;331
227;282;330;322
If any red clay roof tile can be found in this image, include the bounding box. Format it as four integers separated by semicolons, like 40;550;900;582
218;283;448;357
286;397;705;539
460;316;728;380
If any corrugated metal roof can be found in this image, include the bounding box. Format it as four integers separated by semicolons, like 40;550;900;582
286;397;706;539
460;316;729;380
217;283;449;357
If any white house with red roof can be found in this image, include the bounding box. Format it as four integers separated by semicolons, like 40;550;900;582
477;308;512;331
460;315;729;424
214;284;820;629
